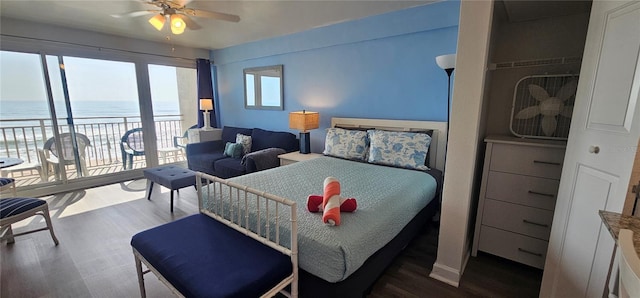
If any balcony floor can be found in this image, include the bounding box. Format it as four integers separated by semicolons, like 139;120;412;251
4;155;184;189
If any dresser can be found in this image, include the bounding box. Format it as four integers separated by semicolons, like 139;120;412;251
472;135;566;269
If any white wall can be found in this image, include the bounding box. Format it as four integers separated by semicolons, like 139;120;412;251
429;0;494;286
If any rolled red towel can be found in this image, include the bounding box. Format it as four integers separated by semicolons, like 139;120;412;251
307;195;357;213
340;197;357;212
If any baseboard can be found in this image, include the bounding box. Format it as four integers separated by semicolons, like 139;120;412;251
461;249;470;274
429;262;461;287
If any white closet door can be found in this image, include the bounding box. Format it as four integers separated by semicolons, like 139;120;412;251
540;1;640;297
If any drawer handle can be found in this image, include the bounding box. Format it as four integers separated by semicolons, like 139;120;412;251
528;190;555;198
523;219;550;228
518;248;543;257
533;160;562;166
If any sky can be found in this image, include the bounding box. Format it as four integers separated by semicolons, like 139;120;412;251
0;50;180;103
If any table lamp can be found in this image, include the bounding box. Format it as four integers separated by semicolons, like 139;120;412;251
200;98;213;131
289;110;319;154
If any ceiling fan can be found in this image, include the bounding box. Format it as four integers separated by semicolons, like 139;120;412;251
111;0;240;35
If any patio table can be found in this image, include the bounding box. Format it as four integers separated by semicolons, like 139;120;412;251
0;157;23;169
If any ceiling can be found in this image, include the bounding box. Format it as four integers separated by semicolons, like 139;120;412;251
0;0;434;50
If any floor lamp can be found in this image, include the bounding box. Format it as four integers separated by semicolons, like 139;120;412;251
435;54;456;171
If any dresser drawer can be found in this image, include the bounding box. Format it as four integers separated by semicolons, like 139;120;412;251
490;143;565;179
482;199;554;240
486;171;559;210
478;225;549;269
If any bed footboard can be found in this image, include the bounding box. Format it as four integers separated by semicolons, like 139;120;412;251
196;172;299;298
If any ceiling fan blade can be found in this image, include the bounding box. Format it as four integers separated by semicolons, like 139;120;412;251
180;14;202;30
173;0;193;8
183;8;240;22
111;10;159;18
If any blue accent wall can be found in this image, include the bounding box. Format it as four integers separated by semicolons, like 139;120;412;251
212;0;459;152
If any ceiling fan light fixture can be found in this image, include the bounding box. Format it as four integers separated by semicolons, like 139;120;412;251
148;14;166;31
170;14;186;34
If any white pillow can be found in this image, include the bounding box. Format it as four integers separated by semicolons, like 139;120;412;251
236;133;252;155
367;130;431;170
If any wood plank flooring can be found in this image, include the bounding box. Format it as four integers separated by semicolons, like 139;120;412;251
1;181;541;297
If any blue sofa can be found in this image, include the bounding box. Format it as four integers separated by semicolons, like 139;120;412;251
186;126;299;179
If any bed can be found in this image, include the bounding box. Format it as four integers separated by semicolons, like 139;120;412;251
201;117;447;297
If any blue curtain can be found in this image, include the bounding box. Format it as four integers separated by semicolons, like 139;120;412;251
196;58;217;128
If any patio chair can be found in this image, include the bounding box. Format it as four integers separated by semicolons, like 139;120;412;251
40;133;91;180
157;125;197;164
174;124;197;152
1;162;45;183
121;128;145;170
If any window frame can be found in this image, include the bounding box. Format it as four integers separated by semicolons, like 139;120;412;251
243;64;284;110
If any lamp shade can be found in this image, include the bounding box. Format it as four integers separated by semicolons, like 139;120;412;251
289;111;319;132
148;14;165;31
170;14;186;35
199;98;213;111
436;54;456;70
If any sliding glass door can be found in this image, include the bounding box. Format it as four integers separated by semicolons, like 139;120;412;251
51;56;145;174
0;46;196;196
0;51;56;186
148;64;197;165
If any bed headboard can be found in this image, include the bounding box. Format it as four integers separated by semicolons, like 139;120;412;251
331;117;448;172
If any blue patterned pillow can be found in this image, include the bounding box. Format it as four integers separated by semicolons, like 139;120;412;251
323;128;369;161
236;134;252;155
367;130;431;170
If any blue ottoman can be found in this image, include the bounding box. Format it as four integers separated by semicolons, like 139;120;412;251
142;165;196;212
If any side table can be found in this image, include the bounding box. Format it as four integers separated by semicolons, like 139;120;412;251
188;128;222;144
278;151;323;166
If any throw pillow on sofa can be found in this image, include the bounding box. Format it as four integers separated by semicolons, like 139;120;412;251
223;142;243;158
236;134;252;155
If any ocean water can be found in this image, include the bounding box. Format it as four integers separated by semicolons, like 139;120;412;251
0;100;180;126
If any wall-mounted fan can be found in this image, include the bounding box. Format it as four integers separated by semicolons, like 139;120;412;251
111;0;240;35
510;74;579;140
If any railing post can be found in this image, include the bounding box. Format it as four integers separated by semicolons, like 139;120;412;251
39;119;49;165
39;119;48;144
106;136;113;164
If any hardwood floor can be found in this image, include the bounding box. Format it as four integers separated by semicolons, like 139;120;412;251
1;181;542;297
369;223;542;297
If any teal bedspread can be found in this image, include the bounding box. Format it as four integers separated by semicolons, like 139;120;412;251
227;156;437;283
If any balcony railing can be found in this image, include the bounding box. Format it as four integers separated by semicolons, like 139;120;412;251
1;115;186;185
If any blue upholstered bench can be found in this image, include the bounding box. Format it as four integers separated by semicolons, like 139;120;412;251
131;213;292;297
142;165;196;212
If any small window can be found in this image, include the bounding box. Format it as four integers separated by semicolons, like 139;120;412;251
244;65;283;110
